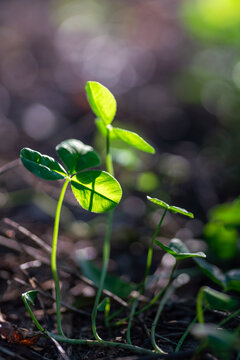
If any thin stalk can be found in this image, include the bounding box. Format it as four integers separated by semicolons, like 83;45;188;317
106;126;114;177
22;295;46;334
175;315;197;352
91;127;114;341
151;261;177;353
218;308;240;328
127;298;138;344
196;287;205;324
151;284;175;353
51;178;70;337
48;332;156;356
91;210;114;341
142;208;168;294
114;261;177;327
126;208;168;344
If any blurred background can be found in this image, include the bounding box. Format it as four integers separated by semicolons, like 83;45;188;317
0;0;240;273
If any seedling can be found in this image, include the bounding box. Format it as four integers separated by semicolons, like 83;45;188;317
20;139;122;336
85;81;155;341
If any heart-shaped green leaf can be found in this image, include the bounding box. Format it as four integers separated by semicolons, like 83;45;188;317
86;81;117;125
22;290;39;306
111;127;155;154
147;196;194;218
56;139;101;175
194;257;226;288
20;148;67;180
71;170;122;213
201;286;238;312
155;238;206;260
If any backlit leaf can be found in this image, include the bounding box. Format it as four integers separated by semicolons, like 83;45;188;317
147;196;194;218
155;238;206;260
56;139;100;175
111;127;155;154
20;148;67;180
86;81;116;125
71;170;122;213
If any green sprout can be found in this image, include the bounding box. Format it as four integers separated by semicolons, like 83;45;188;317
20;139;122;337
85;81;155;342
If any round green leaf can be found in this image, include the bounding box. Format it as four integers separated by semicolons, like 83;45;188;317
71;170;122;213
56;139;101;175
20;148;67;180
111;127;155;154
155;238;206;260
85;81;117;125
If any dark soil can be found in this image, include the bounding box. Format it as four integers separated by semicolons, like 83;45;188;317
0;205;239;360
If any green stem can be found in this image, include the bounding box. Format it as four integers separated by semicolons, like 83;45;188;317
106;127;114;177
151;284;175;353
22;295;46;334
126;208;168;344
91;211;114;341
151;261;177;353
196;287;205;324
218;308;240;328
142;208;168;294
114;260;177;327
175;315;197;352
91;126;114;341
51;178;70;336
127;297;138;344
48;332;156;356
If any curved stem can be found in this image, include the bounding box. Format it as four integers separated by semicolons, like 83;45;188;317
51;178;70;336
92;128;114;341
22;295;46;334
151;261;177;353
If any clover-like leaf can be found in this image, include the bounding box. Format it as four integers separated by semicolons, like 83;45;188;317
155;238;206;260
194;257;226;288
71;170;122;213
147;196;194;218
86;81;117;125
22;290;39;306
201;286;238;312
56;139;101;175
111;127;155;154
20;148;67;180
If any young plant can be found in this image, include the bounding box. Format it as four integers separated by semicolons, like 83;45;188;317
20;139;122;336
85;81;155;341
125;196;204;351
